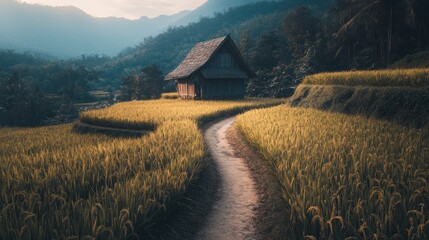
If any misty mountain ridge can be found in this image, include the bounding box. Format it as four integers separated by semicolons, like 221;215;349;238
173;0;277;26
1;0;275;58
0;0;189;58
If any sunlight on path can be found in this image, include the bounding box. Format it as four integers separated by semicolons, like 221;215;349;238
196;117;258;240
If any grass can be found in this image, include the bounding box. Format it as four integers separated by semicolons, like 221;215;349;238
0;98;283;239
390;51;429;69
160;92;179;99
79;98;283;130
236;105;429;239
302;68;429;88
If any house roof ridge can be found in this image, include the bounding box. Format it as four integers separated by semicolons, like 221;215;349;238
164;35;254;81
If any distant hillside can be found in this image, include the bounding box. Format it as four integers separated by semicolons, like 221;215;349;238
173;0;277;26
0;0;281;58
0;0;334;90
109;0;331;82
0;1;189;58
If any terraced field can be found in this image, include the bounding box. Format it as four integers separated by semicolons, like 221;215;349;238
0;98;283;239
79;98;282;130
303;68;429;88
236;105;429;239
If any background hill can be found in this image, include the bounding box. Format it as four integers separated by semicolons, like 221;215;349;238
173;0;277;26
0;0;189;58
0;0;288;58
0;0;323;58
108;0;331;82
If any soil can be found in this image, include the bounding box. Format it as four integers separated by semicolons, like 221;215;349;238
227;123;290;240
290;84;429;129
146;158;221;240
195;117;259;240
142;115;289;240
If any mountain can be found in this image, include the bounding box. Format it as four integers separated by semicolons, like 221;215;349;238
0;0;189;58
104;0;332;85
174;0;277;26
0;0;309;58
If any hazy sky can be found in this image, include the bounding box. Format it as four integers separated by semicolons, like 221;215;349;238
17;0;207;19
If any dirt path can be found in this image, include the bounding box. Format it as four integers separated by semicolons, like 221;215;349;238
195;117;259;240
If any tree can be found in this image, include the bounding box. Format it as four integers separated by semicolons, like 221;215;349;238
140;65;163;100
0;72;51;126
120;75;139;101
239;30;252;58
247;64;296;98
283;6;319;61
283;6;323;78
56;66;100;101
120;64;163;101
250;31;280;70
412;0;429;50
332;0;429;67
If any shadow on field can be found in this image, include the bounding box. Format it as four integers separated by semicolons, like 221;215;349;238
290;85;429;129
145;152;222;240
72;121;150;137
227;125;291;240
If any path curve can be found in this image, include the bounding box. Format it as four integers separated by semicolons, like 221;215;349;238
196;116;259;240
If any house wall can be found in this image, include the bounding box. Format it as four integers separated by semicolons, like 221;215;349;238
206;44;240;69
177;79;195;99
201;78;245;99
199;44;246;99
175;43;250;99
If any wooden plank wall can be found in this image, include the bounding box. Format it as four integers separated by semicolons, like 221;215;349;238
177;79;195;99
207;52;240;69
202;78;245;99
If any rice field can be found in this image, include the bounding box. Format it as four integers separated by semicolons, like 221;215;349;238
0;98;283;239
160;92;179;99
303;68;429;88
236;105;429;239
79;98;283;130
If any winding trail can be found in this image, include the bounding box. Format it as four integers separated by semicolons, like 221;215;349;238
196;117;259;240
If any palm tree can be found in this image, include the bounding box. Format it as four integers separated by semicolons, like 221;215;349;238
335;0;417;66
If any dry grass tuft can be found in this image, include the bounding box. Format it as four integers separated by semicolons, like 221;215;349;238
303;68;429;88
160;92;180;99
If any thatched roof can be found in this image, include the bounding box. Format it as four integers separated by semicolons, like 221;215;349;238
165;35;255;81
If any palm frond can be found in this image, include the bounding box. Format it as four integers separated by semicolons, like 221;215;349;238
335;0;381;38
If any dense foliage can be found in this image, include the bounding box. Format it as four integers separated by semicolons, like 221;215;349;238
236;105;429;239
112;1;331;98
0;72;51;125
0;51;107;126
110;0;429;97
120;65;164;101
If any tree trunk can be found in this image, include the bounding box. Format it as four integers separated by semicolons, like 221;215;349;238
348;38;352;67
387;4;393;66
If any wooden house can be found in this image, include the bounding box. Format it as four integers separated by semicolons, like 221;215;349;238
164;35;255;99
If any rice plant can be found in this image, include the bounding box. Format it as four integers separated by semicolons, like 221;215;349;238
303;68;429;88
160;92;179;99
236;105;429;239
79;98;283;130
0;98;283;239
